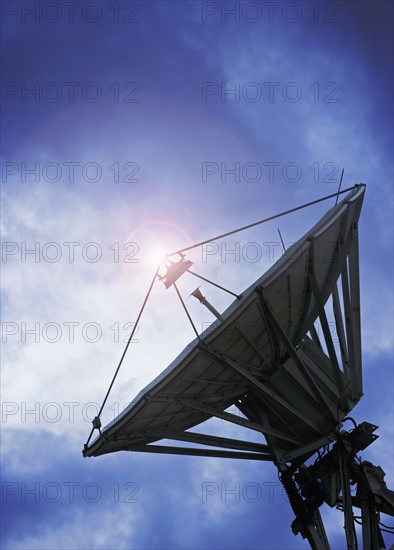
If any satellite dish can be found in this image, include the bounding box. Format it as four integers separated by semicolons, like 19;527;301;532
83;184;394;549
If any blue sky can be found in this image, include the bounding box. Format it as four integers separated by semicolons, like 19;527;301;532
1;1;393;548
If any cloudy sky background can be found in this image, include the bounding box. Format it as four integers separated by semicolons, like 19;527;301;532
1;1;393;548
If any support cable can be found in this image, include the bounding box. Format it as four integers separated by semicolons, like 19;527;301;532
186;268;240;298
335;169;345;205
166;186;356;258
173;282;201;341
85;265;161;447
277;228;286;253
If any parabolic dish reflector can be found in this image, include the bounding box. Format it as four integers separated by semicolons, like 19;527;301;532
84;185;365;464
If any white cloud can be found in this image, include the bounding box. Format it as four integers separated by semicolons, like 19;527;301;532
3;505;140;550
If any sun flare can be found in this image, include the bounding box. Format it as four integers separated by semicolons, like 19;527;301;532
147;245;168;266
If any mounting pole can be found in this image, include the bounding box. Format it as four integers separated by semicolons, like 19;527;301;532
190;287;224;321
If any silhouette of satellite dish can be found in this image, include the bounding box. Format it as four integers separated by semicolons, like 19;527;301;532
83;184;393;549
